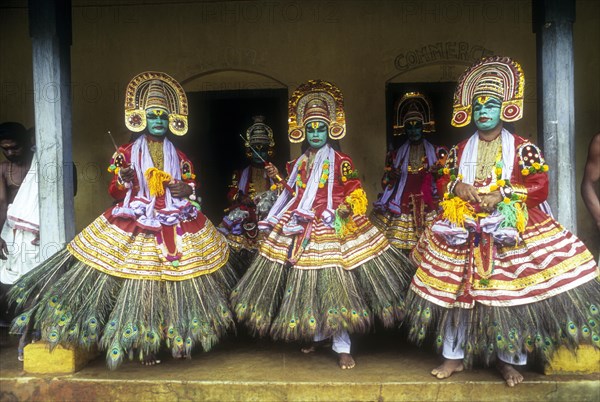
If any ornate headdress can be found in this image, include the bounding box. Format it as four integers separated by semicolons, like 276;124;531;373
288;80;346;143
244;115;275;158
393;92;436;135
451;56;524;127
124;71;189;136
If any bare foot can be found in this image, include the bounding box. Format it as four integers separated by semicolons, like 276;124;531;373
300;340;332;354
141;353;161;366
496;361;524;387
338;353;355;370
431;359;464;379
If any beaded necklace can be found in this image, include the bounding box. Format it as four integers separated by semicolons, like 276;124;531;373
475;135;502;181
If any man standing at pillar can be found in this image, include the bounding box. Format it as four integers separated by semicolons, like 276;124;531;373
581;132;600;262
0;122;38;326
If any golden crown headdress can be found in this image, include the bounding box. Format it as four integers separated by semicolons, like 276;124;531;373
288;80;346;143
245;115;275;147
243;115;275;159
124;71;189;136
451;56;524;127
393;92;436;136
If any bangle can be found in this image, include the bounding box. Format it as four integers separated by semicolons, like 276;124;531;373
499;185;513;200
116;172;131;189
188;182;197;201
448;179;459;195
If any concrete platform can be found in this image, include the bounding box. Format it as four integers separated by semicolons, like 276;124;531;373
1;329;598;401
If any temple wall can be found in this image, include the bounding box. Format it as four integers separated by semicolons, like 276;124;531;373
1;0;598;257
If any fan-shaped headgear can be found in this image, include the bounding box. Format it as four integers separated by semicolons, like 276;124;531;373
245;115;275;147
124;71;189;136
393;92;436;136
288;80;346;143
451;56;524;127
243;115;275;159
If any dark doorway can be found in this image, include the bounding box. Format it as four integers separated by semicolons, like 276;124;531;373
172;88;289;223
385;82;473;152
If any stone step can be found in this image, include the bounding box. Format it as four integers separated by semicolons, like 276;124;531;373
1;333;598;401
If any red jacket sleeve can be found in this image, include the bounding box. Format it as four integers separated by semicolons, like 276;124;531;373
176;149;198;192
380;150;396;190
336;152;362;196
511;140;549;209
226;169;241;204
436;145;459;197
108;144;135;201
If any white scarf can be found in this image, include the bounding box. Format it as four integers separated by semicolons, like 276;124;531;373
260;144;336;230
375;139;437;213
459;128;514;185
6;153;39;234
131;135;181;200
113;136;186;226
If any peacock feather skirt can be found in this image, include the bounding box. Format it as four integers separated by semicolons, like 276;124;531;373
405;208;600;367
9;210;237;370
231;211;416;342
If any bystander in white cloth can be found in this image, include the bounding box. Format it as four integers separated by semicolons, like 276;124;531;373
0;155;39;284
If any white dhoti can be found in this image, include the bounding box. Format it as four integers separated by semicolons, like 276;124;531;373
0;158;40;285
313;330;351;354
442;314;527;365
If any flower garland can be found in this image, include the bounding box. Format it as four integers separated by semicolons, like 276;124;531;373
486;160;530;233
520;160;549;176
296;159;330;189
439;164;463;201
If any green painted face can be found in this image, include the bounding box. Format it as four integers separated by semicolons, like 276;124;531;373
146;107;169;137
250;143;269;164
405;120;423;142
305;120;328;149
473;96;502;131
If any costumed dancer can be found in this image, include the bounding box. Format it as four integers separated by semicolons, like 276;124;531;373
370;92;447;253
404;56;599;386
9;72;237;369
231;80;415;369
218;116;279;272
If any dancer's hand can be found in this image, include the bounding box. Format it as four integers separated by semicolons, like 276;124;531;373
168;181;193;198
119;167;135;183
337;205;351;219
479;192;503;213
454;182;481;203
265;163;279;179
387;168;400;181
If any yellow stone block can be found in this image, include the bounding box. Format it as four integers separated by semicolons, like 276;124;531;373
23;342;98;374
545;345;600;375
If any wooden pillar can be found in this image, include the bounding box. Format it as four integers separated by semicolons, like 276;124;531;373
29;0;75;258
533;0;577;231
